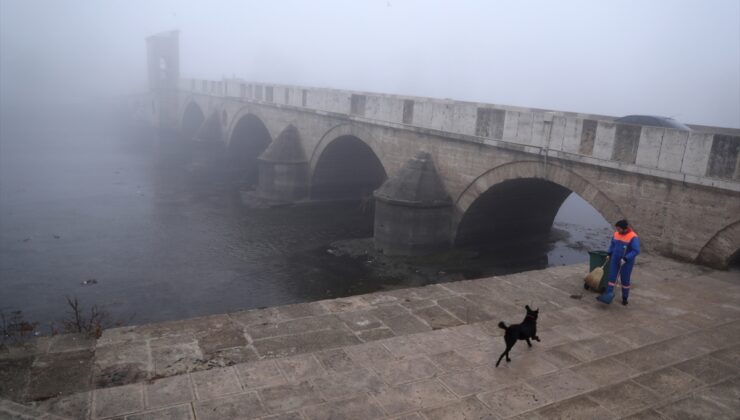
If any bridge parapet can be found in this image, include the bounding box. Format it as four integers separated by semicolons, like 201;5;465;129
178;77;740;192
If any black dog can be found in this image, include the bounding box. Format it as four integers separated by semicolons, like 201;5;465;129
495;305;540;367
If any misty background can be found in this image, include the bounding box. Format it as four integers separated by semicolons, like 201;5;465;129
1;0;739;128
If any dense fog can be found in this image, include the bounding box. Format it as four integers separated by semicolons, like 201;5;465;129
1;0;739;127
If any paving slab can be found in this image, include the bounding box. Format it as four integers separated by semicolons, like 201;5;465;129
535;394;616;420
412;305;464;329
30;391;91;419
380;313;432;336
302;394;385;420
694;376;740;413
276;354;326;382
197;325;248;354
0;357;32;402
477;382;551;418
654;394;735;420
29;350;94;401
539;347;583;368
371;378;457;415
247;315;345;340
193;391;265;420
357;327;396;342
258;380;324;413
234;360;286;390
371;356;441;385
620;408;666;420
421;396;497;420
260;412;303;420
92;383;144;419
345;342;394;366
229;307;282;328
427;350;475;372
313;348;357;373
439;367;509;397
527;368;598;402
252;328;361;358
93;341;150;388
378;336;427;359
144;374;194;409
672;355;738;384
612;342;682;372
126;403;195;420
190;366;242;400
312;367;385;401
338;311;384;331
710;343;740;366
572;358;639;386
632;367;704;400
436;296;496;323
275;302;329;320
585;380;659;417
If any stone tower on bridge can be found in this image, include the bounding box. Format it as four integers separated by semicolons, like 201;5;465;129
146;30;180;131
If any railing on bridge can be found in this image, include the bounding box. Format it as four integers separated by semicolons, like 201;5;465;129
177;77;740;189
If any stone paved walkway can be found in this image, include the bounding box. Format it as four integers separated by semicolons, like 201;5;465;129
1;254;739;419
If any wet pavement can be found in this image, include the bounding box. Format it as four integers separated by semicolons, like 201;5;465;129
1;254;738;419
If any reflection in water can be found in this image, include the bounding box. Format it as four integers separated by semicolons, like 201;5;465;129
0;107;611;329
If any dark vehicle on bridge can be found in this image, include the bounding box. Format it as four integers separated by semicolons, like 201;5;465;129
614;115;691;131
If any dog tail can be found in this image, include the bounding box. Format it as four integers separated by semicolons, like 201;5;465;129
498;321;507;330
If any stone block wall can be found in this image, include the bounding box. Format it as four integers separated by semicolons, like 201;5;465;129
181;77;740;188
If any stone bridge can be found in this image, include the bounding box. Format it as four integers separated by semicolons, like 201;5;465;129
138;31;740;269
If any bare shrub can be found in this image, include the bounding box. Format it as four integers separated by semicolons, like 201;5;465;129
62;296;110;339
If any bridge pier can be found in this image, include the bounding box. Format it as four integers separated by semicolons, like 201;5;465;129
374;152;453;255
191;111;227;169
257;125;309;204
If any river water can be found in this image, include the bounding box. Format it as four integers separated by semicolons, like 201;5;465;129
0;105;612;330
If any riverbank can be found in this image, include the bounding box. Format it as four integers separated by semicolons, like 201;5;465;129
1;254;738;419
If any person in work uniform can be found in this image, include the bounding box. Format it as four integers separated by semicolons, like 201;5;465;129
597;219;640;305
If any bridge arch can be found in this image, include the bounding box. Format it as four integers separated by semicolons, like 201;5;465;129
181;101;205;140
453;161;622;245
226;108;273;186
310;124;387;200
696;220;740;269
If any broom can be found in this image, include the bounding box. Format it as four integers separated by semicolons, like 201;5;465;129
584;256;609;291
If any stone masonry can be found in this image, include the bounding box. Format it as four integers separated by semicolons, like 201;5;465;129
2;254;739;419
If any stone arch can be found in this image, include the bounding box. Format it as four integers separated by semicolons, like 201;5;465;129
225;105;275;147
696;220;740;269
309;124;386;173
453;160;622;245
310;124;388;200
198;110;224;143
226;108;274;187
180;101;205;140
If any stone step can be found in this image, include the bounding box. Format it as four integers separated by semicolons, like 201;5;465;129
1;254;738;419
0;398;72;420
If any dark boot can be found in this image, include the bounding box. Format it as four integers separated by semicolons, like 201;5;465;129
596;291;614;304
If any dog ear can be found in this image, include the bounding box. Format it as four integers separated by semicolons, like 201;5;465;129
525;305;532;311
